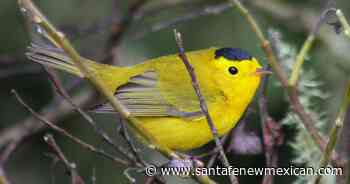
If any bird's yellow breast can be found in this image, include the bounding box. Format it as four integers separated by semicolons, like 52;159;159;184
135;92;252;151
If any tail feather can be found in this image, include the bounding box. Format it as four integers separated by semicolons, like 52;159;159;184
26;44;84;77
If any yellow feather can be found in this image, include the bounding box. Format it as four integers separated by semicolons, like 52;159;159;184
27;46;263;151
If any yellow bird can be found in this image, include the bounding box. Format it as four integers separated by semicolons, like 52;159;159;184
26;44;269;151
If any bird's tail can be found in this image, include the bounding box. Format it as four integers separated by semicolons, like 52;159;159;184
26;44;84;77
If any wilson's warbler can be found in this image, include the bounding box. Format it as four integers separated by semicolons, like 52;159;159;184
26;44;269;151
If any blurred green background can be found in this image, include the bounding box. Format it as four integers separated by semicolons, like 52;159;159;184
0;0;349;183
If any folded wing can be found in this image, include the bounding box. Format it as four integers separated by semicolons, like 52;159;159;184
92;71;204;118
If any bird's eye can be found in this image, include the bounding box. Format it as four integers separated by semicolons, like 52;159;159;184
228;66;238;75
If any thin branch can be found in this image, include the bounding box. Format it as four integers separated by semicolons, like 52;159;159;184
248;0;350;72
107;0;148;46
118;118;148;167
289;7;336;87
11;89;131;166
0;86;94;149
229;0;343;167
173;30;238;184
45;68;164;183
258;65;282;184
288;34;315;86
58;1;231;41
206;135;229;168
259;31;286;183
134;0;212;20
43;66;139;165
48;152;59;184
44;134;86;184
313;81;350;184
134;2;232;38
336;9;350;39
117;118;167;184
103;0;149;64
0;140;19;165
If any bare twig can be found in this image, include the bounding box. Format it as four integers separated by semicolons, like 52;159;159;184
47;153;59;184
288;34;315;87
103;0;149;64
41;66;70;98
43;66;138;165
11;89;131;166
118;118;148;167
45;68;165;182
58;1;231;41
0;140;19;165
174;30;238;184
229;0;343;167
261;117;283;184
289;7;336;87
108;0;148;46
117;119;167;184
44;134;86;184
206;135;229;168
336;9;350;39
258;30;285;182
313;81;350;184
134;2;232;38
248;0;350;70
0;87;94;149
44;68;163;182
258;65;282;184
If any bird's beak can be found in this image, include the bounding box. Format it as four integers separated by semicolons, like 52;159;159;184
254;68;273;76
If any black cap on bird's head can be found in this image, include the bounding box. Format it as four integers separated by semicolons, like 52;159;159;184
215;48;252;61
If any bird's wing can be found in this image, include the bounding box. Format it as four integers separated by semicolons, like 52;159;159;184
92;70;215;118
